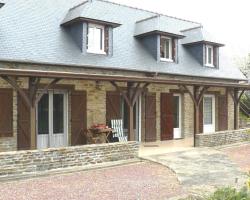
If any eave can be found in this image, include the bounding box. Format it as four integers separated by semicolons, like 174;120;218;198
0;68;249;90
61;17;121;28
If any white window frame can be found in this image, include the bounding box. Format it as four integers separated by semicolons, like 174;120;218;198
87;23;106;55
203;94;216;133
173;94;182;139
205;45;214;67
160;36;173;62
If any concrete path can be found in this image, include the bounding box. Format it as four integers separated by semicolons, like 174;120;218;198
143;147;247;193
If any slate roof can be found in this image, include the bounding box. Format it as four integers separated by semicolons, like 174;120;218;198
0;0;246;81
61;1;121;27
181;26;224;46
134;15;184;37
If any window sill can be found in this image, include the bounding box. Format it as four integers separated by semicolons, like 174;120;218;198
160;58;174;63
205;64;215;68
87;50;107;55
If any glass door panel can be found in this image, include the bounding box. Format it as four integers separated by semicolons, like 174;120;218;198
37;91;67;149
203;95;215;133
173;94;182;139
38;94;49;135
53;94;64;134
37;94;49;149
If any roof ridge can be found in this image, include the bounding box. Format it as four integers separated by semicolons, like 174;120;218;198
94;0;202;25
181;25;203;32
69;0;88;11
135;15;159;24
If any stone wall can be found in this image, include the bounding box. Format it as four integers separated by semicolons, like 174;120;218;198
0;76;238;151
195;128;250;147
0;142;139;179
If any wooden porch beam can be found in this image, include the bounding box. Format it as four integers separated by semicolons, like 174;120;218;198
179;85;209;147
34;78;61;106
29;77;41;107
110;81;150;141
229;88;245;129
2;68;250;89
1;75;32;108
110;81;131;106
1;76;61;150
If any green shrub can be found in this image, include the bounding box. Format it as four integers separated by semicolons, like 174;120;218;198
206;186;250;200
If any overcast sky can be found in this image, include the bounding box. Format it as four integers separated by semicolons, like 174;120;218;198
110;0;250;59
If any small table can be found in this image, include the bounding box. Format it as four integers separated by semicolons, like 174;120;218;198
89;128;113;143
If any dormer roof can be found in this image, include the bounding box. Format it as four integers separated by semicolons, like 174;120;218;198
61;0;121;27
181;26;224;47
0;0;245;81
134;15;185;38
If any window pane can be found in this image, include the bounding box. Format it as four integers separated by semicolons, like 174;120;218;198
96;28;103;50
94;28;102;50
204;97;212;125
173;96;179;128
160;37;171;59
53;94;64;134
165;39;170;59
208;47;212;64
160;38;164;58
87;27;95;50
38;94;49;135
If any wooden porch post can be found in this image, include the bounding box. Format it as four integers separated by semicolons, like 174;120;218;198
193;86;200;136
1;76;60;150
127;82;134;141
180;85;209;147
229;88;245;130
30;107;36;149
111;81;149;141
234;88;239;130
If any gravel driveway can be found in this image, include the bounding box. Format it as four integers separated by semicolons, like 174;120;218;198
221;143;250;172
0;162;183;200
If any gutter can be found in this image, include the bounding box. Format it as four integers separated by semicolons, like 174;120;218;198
0;58;246;82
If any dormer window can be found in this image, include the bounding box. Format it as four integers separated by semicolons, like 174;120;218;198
205;45;214;67
87;23;105;54
160;36;173;62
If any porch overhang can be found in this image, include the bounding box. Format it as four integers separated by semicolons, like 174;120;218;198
0;67;249;89
0;66;249;149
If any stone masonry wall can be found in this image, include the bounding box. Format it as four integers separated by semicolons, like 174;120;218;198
195;128;250;147
0;142;139;180
0;76;238;151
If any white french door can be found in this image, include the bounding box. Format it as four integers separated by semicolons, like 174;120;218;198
203;95;215;133
121;96;141;142
37;91;68;149
173;94;182;139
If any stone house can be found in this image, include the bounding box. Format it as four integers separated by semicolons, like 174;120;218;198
0;0;248;152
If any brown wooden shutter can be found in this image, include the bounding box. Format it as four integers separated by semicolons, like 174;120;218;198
106;91;121;126
104;26;109;54
17;91;31;150
213;46;218;67
71;90;87;146
218;94;228;131
0;89;13;137
145;93;156;142
172;38;176;62
161;93;174;140
203;44;207;65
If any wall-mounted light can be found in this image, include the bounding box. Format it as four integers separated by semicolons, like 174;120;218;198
95;81;101;90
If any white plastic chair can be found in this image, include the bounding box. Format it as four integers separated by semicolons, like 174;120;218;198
111;119;128;142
